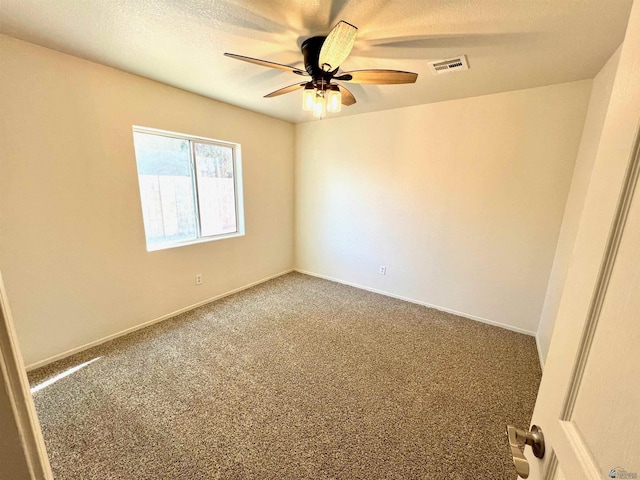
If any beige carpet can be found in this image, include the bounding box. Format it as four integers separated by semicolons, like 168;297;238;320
29;272;541;479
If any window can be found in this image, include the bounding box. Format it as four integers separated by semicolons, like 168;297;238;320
132;127;244;251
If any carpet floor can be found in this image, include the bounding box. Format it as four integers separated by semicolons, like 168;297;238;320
29;272;541;479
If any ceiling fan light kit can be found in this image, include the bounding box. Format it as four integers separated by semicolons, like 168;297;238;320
225;20;419;119
303;80;342;117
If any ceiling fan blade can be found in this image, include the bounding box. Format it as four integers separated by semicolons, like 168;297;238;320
337;85;356;106
337;69;418;84
264;83;307;98
224;53;307;75
318;20;358;72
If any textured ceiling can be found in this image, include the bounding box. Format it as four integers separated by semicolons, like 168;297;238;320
0;0;634;123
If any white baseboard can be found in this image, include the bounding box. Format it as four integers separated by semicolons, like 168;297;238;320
26;269;294;371
295;269;537;337
27;267;538;371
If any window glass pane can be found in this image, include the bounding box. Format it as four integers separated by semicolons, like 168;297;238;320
133;132;197;246
194;142;237;237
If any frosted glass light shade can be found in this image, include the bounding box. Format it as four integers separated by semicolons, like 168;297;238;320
326;87;342;113
313;92;326;118
302;85;315;111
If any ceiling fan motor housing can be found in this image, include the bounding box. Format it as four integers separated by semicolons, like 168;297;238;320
301;36;337;88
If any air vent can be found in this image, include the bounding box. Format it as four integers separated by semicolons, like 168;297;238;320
428;55;469;75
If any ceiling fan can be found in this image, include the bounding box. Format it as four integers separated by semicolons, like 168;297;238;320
224;21;418;117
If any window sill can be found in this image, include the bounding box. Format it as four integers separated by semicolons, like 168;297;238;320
146;231;245;252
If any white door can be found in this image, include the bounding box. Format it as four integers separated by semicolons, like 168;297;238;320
523;2;640;479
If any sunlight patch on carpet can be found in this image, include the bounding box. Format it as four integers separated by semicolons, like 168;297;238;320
30;357;101;394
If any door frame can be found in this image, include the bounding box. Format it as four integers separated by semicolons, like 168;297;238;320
0;271;53;479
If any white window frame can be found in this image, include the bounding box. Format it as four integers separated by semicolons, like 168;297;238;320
132;126;245;251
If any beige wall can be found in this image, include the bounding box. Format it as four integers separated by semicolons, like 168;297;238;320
0;33;602;367
536;46;622;365
0;35;295;367
295;82;591;334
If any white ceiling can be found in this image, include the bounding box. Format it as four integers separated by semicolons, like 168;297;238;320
0;0;633;123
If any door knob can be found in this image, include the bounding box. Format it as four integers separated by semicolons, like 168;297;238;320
506;424;545;478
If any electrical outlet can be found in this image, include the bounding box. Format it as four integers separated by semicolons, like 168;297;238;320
196;274;203;285
379;265;386;275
